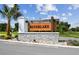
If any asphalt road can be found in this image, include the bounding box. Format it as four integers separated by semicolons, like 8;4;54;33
0;41;79;55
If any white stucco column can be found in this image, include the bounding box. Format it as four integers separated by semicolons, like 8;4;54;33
25;21;28;32
18;16;25;33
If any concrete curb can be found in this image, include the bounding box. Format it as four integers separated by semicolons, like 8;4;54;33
0;39;79;48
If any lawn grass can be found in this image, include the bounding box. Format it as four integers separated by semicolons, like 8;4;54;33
0;32;7;36
12;32;18;36
1;31;79;38
60;31;79;38
0;32;18;38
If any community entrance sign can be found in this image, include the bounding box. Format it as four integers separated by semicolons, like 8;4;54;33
29;23;53;32
18;16;59;44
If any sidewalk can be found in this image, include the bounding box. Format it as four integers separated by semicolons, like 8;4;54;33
0;38;79;48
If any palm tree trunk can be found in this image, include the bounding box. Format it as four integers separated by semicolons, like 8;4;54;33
54;22;57;32
6;17;11;36
53;23;55;32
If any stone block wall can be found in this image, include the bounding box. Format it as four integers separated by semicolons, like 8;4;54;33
18;32;59;44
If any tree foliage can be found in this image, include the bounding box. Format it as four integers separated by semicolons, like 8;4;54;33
0;23;6;31
0;4;22;38
14;23;18;32
70;27;79;32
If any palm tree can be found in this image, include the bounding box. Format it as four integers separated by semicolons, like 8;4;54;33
0;4;22;38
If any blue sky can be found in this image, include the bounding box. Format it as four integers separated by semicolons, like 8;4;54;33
0;4;79;28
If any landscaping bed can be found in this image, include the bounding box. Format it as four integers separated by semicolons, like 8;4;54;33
0;32;18;39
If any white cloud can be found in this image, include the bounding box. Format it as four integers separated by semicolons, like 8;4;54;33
26;16;29;19
23;10;27;14
6;4;14;8
53;15;59;19
62;17;67;20
46;15;59;20
62;13;66;16
0;18;7;23
60;17;68;22
71;23;79;28
36;4;58;13
25;16;29;20
62;12;72;17
45;4;58;12
68;13;72;16
47;15;52;19
36;4;44;11
32;17;35;20
68;4;79;10
40;12;47;15
71;4;79;10
42;17;51;20
68;6;73;10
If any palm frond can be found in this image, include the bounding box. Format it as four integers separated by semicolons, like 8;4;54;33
3;4;10;13
11;4;19;13
0;10;4;14
13;12;22;20
0;10;6;18
14;4;19;10
12;4;22;20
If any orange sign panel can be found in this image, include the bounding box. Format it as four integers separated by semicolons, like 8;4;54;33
29;23;53;32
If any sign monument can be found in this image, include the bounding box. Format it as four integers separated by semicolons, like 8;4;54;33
18;16;59;44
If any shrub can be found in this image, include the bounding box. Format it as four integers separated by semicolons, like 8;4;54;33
15;35;18;38
0;35;5;39
5;35;12;39
67;40;79;46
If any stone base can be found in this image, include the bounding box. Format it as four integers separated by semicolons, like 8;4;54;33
18;32;59;44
